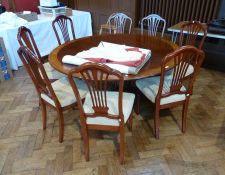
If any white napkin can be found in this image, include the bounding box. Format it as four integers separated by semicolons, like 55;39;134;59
0;12;28;27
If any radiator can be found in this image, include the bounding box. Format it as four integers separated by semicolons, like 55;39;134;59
139;0;221;27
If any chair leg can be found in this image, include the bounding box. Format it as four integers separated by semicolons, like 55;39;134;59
38;98;41;109
119;125;125;164
135;94;140;115
81;119;89;161
99;27;102;35
57;110;64;143
129;113;134;131
40;99;47;130
182;98;190;133
154;105;160;139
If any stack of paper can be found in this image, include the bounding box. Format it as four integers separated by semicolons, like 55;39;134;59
62;42;151;74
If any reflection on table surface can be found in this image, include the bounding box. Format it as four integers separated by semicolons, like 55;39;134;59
49;34;177;81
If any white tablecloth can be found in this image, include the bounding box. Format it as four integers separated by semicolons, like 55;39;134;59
0;10;93;70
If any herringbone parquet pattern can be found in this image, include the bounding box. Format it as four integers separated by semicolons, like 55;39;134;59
0;67;225;175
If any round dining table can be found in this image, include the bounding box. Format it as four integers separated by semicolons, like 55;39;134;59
49;34;178;81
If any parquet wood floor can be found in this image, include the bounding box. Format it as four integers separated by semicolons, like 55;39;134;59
0;67;225;175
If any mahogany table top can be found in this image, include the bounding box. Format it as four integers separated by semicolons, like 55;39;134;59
49;34;177;80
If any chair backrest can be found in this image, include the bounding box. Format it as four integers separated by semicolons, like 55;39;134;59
68;62;125;123
107;13;132;34
141;14;166;37
157;46;205;102
17;26;42;63
17;46;61;108
179;21;207;49
52;15;76;45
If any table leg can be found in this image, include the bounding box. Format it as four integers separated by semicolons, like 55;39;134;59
171;32;175;42
174;32;178;44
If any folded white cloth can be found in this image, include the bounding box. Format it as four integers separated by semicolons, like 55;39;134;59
62;42;151;74
76;45;130;62
63;55;90;65
0;12;28;27
75;42;150;62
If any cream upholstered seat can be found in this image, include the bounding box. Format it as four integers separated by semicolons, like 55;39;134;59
136;76;186;105
68;62;135;164
41;77;87;108
18;46;88;142
136;46;205;139
165;64;194;78
17;26;65;80
84;92;135;126
185;65;194;76
42;62;65;80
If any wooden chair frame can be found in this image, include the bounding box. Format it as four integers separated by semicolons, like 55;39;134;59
136;46;205;139
52;15;76;45
17;26;65;81
17;26;42;63
99;13;132;34
17;46;75;142
68;62;134;164
141;14;166;37
179;21;207;49
154;46;205;139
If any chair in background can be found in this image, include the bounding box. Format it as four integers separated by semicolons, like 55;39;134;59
141;14;166;37
136;46;205;139
179;21;207;49
68;62;135;164
17;26;65;80
17;46;87;142
52;15;76;45
99;13;132;34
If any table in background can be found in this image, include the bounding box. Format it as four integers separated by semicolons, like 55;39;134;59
168;21;225;43
49;34;177;81
0;10;93;70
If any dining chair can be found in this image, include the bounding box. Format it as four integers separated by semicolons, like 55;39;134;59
17;26;65;80
17;46;87;142
99;13;132;34
68;62;135;164
141;14;166;37
136;46;205;139
52;15;76;45
179;21;207;49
